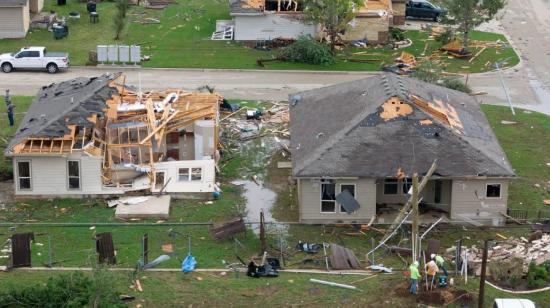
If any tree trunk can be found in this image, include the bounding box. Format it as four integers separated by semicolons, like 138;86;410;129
462;28;469;52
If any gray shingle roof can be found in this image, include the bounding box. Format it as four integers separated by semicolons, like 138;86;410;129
289;73;515;178
5;73;120;155
0;0;28;7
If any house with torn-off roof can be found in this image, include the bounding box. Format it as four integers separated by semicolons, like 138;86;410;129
290;74;515;226
228;0;407;44
4;73;221;198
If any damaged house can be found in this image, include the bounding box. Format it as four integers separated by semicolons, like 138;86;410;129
4;73;221;198
227;0;407;44
290;74;515;226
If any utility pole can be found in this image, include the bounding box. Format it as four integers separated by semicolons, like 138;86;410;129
494;59;515;116
411;174;419;262
478;239;492;308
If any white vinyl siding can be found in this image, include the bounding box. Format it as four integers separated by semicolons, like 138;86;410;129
13;154;113;196
450;179;509;224
233;14;316;41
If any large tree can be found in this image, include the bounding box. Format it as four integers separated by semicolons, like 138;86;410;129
302;0;362;52
440;0;506;51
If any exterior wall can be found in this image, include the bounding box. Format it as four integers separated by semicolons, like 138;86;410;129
391;1;406;25
0;6;28;39
376;179;452;213
233;14;315;41
450;179;510;225
153;159;215;193
29;0;43;14
13;153;119;196
298;178;376;223
342;15;390;44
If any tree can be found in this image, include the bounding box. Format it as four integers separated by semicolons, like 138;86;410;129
302;0;362;52
440;0;506;51
113;0;129;40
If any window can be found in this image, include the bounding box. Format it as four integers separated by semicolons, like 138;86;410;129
340;184;356;212
321;183;336;213
178;167;202;181
191;168;202;181
155;172;165;190
28;51;40;57
67;160;80;189
402;179;412;195
434;180;442;204
16;51;30;58
486;184;501;198
384;179;398;195
178;168;190;181
17;161;31;190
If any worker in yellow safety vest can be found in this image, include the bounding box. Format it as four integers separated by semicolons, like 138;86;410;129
409;261;421;294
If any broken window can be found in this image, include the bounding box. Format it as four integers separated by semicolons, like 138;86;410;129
434;180;442;204
155;172;165;190
402;179;412;195
265;0;302;12
340;184;356;212
486;184;501;198
384;179;398;195
191;168;202;181
321;182;336;213
67;160;80;189
17;161;31;190
178;168;190;181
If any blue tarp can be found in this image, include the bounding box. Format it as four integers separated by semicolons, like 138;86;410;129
182;254;196;273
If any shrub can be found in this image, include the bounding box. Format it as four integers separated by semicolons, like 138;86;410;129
526;262;550;289
442;78;472;93
390;28;406;41
280;36;334;66
0;271;123;307
412;60;471;93
435;28;455;45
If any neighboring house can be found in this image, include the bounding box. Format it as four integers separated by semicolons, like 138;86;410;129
229;0;406;44
4;73;222;198
289;74;515;226
0;0;30;39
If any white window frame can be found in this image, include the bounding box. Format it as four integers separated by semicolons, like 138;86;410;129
338;183;357;213
178;167;203;182
16;160;32;191
383;178;399;195
178;168;190;182
320;182;337;213
67;160;81;190
486;183;502;199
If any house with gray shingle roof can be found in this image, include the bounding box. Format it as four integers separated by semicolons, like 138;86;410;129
289;74;515;226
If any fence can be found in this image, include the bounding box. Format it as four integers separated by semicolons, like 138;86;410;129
506;208;550;221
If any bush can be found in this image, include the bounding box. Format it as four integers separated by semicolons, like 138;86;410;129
435;28;455;45
0;271;123;307
412;60;471;93
526;262;550;289
442;78;472;94
280;36;334;66
390;28;406;41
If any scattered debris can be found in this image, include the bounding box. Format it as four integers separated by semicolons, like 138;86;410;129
329;243;361;270
210;218;246;240
310;278;358;290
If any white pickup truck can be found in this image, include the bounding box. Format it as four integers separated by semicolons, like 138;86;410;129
0;46;69;74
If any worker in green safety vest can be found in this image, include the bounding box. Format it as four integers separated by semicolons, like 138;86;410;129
432;253;448;276
409;261;421;294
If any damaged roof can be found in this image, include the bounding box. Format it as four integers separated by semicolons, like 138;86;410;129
5;73;120;155
230;0;264;14
289;73;515;178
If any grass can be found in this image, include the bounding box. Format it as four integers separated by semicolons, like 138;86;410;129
481;105;550;214
0;96;33;179
0;1;518;72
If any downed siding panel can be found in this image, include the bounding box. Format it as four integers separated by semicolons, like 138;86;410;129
153;159;216;193
233;14;315;41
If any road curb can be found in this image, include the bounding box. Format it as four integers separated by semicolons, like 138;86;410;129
75;66;379;75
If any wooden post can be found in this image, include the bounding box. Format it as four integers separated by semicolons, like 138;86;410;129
411;174;419;262
478;239;492;308
142;233;149;265
260;210;267;254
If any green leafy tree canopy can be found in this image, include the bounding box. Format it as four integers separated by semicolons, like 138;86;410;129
440;0;506;51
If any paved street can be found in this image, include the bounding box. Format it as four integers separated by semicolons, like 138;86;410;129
1;0;549;114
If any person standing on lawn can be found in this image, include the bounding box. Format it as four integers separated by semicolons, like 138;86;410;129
426;257;439;290
4;89;11;106
432;253;448;276
7;101;15;126
409;261;421;295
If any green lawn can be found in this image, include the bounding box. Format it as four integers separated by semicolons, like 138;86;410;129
482;105;550;214
0;0;517;72
0;96;33;179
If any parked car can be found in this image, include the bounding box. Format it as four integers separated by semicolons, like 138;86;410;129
493;298;536;308
0;46;69;74
406;0;446;22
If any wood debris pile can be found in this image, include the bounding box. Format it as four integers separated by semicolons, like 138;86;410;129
220;102;289;142
447;234;550;275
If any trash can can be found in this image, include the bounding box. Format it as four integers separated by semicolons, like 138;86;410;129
57;0;66;5
53;25;68;39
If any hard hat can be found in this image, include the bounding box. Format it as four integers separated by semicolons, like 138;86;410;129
430;253;436;259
